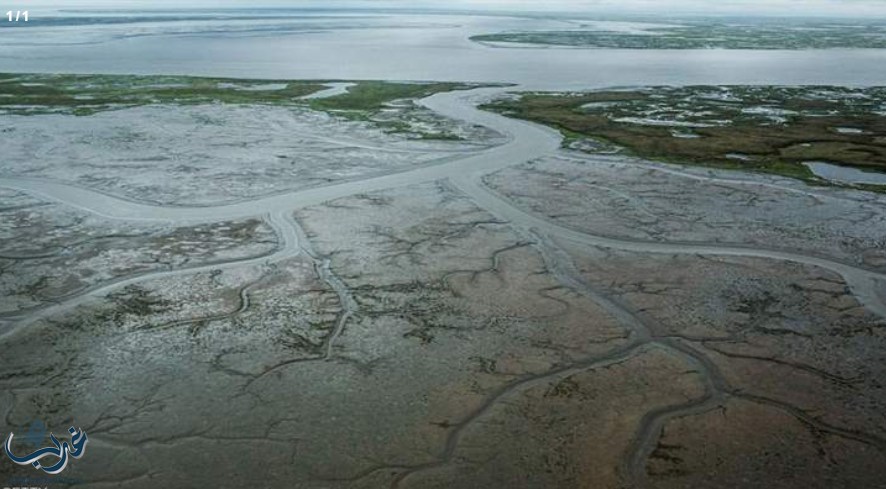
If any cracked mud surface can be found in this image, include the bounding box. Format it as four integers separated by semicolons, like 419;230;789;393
0;188;276;314
561;243;886;449
648;398;886;489
2;82;886;488
486;154;886;272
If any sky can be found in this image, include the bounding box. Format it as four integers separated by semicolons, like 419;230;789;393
17;0;886;17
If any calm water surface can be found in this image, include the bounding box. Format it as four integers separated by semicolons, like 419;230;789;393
805;162;886;185
1;12;885;88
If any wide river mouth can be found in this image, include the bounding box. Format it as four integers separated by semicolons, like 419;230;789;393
1;12;886;88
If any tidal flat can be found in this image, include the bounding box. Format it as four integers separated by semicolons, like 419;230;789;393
0;74;502;204
1;72;885;488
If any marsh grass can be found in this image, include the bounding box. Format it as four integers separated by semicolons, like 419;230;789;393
482;86;886;189
0;74;478;140
0;73;330;115
471;20;886;50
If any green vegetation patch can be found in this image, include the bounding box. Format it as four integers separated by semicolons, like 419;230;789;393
309;81;470;113
482;86;886;187
0;73;328;116
308;81;480;138
0;74;485;140
471;19;886;50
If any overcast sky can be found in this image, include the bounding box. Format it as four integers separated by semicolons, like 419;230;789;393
19;0;886;17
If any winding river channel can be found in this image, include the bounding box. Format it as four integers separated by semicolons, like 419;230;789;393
1;85;885;344
3;80;886;488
